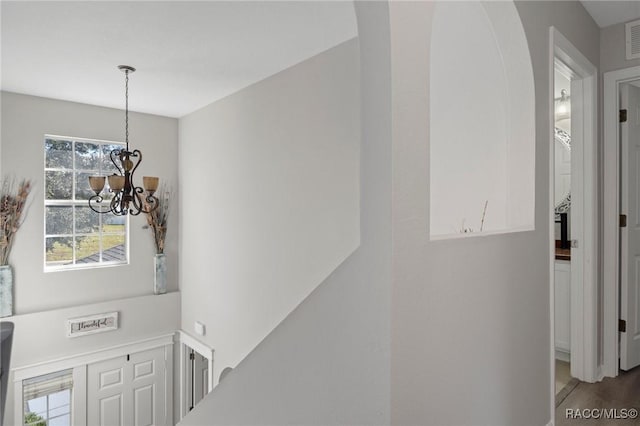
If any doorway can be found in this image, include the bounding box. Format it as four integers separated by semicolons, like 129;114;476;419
177;331;214;420
552;61;573;394
549;27;598;410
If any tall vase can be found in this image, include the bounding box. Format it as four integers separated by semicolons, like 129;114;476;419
0;265;13;317
154;254;167;295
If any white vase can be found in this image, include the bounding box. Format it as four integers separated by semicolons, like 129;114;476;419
0;265;13;317
154;254;167;295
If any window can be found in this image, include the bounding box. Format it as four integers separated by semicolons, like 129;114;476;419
44;136;127;270
23;369;73;426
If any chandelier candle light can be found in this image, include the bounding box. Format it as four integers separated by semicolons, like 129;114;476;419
88;65;159;216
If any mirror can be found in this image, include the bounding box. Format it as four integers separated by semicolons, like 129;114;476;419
554;127;571;217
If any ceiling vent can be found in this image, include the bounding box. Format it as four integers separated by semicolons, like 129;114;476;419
626;19;640;60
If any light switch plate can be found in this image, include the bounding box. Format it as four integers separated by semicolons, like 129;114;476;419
195;321;205;336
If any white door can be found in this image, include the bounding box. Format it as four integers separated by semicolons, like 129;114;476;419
620;83;640;371
87;347;167;425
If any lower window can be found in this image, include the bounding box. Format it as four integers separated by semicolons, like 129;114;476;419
23;369;72;426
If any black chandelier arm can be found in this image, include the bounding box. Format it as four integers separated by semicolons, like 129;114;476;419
88;186;158;216
144;193;160;213
88;194;112;214
111;192;128;216
130;149;142;177
129;186;145;216
129;186;159;215
110;149;124;174
87;191;132;216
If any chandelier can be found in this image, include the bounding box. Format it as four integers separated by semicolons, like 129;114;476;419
88;65;159;216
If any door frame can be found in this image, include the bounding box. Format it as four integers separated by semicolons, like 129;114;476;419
602;65;640;377
178;330;214;420
549;26;599;397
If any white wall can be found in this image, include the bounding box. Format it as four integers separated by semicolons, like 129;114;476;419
0;92;179;313
0;292;180;425
179;39;360;386
391;1;599;425
178;1;601;425
179;3;390;424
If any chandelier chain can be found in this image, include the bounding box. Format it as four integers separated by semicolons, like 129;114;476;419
125;70;129;150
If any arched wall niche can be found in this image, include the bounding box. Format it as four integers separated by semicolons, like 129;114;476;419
429;0;535;238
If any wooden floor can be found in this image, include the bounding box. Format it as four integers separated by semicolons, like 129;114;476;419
555;367;640;425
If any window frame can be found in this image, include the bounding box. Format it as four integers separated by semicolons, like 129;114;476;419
43;134;129;272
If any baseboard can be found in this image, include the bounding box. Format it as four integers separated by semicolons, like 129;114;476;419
546;421;554;426
595;364;603;382
555;349;570;362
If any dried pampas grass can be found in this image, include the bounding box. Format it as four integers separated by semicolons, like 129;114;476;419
1;178;32;265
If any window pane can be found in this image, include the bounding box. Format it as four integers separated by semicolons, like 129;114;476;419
104;214;126;233
103;234;126;262
75;235;100;264
45;171;73;200
75;172;95;201
75;142;100;170
49;414;70;426
101;180;116;201
25;395;46;415
46;206;73;235
24;411;47;426
101;144;123;174
75;233;126;263
45;237;73;265
75;206;100;234
48;389;70;410
49;404;70;417
102;234;125;255
45;139;72;169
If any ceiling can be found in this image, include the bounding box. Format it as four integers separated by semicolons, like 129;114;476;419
580;0;640;28
1;1;357;118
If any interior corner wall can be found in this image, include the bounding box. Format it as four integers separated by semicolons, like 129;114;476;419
390;1;599;425
0;92;180;313
601;22;640;73
178;38;361;387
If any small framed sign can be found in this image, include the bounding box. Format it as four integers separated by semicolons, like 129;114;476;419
67;311;118;338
